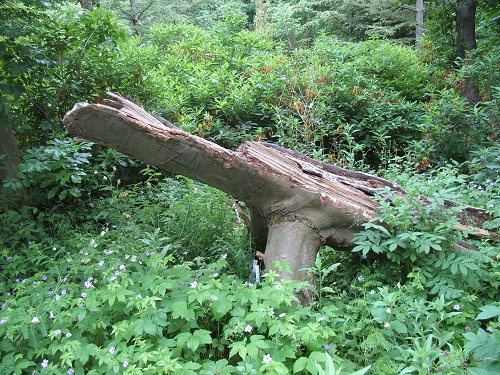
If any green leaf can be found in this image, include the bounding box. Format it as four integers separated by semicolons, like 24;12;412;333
15;359;33;370
75;343;98;365
171;301;195;321
390;320;407;334
476;305;500;320
371;307;388;323
193;329;212;345
349;365;372;375
47;186;59;199
293;357;309;373
186;335;200;351
71;174;82;183
59;189;68;200
175;332;191;348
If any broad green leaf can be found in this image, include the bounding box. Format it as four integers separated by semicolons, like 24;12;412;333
476;305;500;320
349;365;372;375
390;320;407;334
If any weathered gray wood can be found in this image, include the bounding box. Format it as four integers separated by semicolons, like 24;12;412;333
63;94;495;302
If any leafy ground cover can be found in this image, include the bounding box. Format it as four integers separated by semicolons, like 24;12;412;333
1;166;499;374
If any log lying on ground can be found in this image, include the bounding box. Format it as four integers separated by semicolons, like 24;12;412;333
63;94;495;299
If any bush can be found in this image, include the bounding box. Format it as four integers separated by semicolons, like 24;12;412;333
4;138;134;207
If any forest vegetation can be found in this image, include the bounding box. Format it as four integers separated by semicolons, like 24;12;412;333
0;0;499;374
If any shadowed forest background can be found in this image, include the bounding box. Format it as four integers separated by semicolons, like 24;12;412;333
0;0;499;374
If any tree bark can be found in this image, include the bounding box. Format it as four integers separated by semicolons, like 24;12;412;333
456;0;480;104
63;94;494;301
0;114;25;211
415;0;424;47
79;0;94;10
255;0;271;34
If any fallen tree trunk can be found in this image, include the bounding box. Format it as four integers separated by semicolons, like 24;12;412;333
63;94;494;299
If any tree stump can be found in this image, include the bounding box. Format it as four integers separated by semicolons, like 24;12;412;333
63;94;494;301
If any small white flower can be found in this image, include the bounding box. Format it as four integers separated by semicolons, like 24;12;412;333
122;361;129;368
263;354;272;363
31;317;40;323
119;265;126;271
279;313;286;319
190;281;198;288
211;295;218;301
89;239;97;248
275;284;283;291
244;325;253;333
384;322;390;328
386;307;392;314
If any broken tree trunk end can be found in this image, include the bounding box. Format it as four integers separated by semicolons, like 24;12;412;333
63;94;495;303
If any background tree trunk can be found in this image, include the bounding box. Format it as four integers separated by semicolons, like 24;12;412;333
130;0;139;35
0;114;25;211
79;0;93;10
456;0;480;104
255;0;271;34
415;0;424;46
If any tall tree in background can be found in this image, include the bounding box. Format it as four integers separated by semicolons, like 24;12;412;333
456;0;480;104
79;0;94;9
103;0;155;35
0;0;41;210
255;0;271;33
270;0;415;48
416;0;424;46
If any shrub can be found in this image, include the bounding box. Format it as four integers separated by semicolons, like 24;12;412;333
4;138;134;207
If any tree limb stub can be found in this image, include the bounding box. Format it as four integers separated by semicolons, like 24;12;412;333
63;94;495;291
